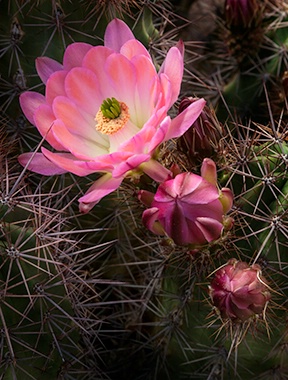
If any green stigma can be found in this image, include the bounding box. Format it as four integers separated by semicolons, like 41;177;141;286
101;97;121;119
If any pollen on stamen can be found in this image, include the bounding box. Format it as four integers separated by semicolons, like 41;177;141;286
95;101;130;135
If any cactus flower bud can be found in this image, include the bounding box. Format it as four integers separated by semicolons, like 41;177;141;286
177;98;222;163
209;259;271;322
138;159;233;246
224;0;261;28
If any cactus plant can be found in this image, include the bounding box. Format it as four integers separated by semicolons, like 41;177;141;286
1;0;288;379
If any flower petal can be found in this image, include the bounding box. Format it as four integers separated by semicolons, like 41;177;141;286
104;53;137;116
65;67;102;115
104;18;135;53
195;217;223;242
63;42;92;70
19;92;46;125
131;55;158;127
52;96;108;148
18;152;67;175
41;147;113;176
36;57;63;84
34;104;66;150
79;173;124;212
82;46;114;99
51;119;107;159
109;120;140;153
140;159;172;182
165;98;206;141
158;45;184;107
147;115;171;153
46;70;67;105
158;73;172;111
142;207;165;236
112;153;151;178
120;39;151;60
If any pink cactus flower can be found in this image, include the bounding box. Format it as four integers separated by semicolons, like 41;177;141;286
138;158;233;246
18;19;205;212
209;259;271;322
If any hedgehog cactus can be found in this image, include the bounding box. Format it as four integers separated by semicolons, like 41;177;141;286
1;0;288;379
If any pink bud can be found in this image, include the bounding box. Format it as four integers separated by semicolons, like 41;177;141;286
140;166;233;246
209;259;271;322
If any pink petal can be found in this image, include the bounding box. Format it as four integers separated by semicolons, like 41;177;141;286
105;53;137;112
186;220;207;245
41;147;113;176
119;104;167;154
120;39;151;60
158;46;184;107
182;202;223;223
104;19;135;53
82;46;114;99
231;292;251;309
118;126;152;153
141;159;172;183
52;96;108;147
159;73;172;110
19;92;46;125
178;175;218;202
36;57;63;84
131;55;158;126
63;42;92;70
51;119;107;159
112;154;151;177
161;203;191;245
147;115;171;153
79;173;124;212
195;217;223;242
46;70;67;105
165;98;206;141
142;208;165;236
18;152;67;175
171;172;203;197
34;104;66;150
65;67;102;115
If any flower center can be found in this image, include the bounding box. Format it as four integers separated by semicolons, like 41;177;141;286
95;97;130;135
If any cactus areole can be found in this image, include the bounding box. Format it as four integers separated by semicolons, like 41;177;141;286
18;18;206;212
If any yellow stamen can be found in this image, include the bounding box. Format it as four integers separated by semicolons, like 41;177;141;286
95;101;130;135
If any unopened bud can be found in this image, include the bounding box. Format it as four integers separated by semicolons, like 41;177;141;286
177;98;222;164
225;0;262;28
140;160;233;246
209;259;271;322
